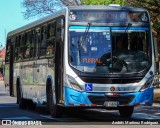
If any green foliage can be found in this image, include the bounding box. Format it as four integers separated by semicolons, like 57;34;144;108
81;0;125;6
126;0;160;37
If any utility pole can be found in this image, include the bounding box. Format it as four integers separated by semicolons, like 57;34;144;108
4;28;6;46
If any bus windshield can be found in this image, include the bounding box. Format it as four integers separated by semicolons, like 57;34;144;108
69;26;151;74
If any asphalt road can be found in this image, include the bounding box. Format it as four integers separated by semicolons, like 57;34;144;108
0;83;160;127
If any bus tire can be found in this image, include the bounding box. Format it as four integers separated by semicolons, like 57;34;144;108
16;79;27;109
47;82;63;118
118;106;134;118
27;100;37;110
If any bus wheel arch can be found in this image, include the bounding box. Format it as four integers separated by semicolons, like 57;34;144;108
16;77;36;110
46;77;63;118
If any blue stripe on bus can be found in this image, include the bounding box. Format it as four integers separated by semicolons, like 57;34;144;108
111;27;149;31
69;26;149;31
69;26;109;30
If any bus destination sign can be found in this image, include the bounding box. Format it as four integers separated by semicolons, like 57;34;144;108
69;10;149;23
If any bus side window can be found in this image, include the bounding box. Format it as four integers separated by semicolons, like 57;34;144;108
6;39;11;63
46;21;56;57
34;28;41;58
14;37;18;62
18;34;26;61
30;31;34;59
14;35;21;61
23;31;31;60
39;25;47;58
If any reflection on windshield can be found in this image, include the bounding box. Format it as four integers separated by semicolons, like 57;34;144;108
69;26;151;74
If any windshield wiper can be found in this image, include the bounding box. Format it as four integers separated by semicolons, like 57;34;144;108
125;23;132;33
77;23;91;62
80;22;91;47
120;23;132;41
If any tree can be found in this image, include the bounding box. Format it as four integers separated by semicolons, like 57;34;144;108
22;0;81;19
22;0;125;19
81;0;125;5
126;0;160;37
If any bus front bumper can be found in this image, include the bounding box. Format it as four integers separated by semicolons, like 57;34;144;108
64;87;153;107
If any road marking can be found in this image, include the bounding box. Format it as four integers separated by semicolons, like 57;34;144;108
132;113;160;120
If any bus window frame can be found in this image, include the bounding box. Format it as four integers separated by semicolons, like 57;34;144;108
23;30;32;61
14;35;21;62
45;20;56;58
39;24;47;59
34;27;41;59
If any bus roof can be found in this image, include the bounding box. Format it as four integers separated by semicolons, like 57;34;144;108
7;5;148;38
7;8;66;38
68;5;147;11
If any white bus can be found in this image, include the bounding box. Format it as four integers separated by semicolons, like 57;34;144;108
5;5;154;118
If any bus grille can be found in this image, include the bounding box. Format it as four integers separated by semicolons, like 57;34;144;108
80;77;141;84
88;95;135;106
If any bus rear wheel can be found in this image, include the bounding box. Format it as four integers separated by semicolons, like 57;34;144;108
118;106;134;118
47;83;63;118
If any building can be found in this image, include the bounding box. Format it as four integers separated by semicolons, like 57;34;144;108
0;48;5;80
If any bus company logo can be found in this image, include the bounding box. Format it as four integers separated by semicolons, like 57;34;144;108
110;87;115;92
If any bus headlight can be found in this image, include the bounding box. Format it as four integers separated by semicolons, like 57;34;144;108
66;75;84;91
140;76;154;91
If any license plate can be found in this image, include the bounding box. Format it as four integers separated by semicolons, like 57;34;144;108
106;101;119;107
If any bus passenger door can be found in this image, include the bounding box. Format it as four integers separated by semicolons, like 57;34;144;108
55;17;64;104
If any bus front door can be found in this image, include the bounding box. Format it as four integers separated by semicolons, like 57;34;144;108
55;18;64;104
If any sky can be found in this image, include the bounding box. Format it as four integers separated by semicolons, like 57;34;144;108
0;0;38;48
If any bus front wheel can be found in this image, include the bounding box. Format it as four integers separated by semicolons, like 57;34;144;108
118;106;134;118
47;83;63;118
